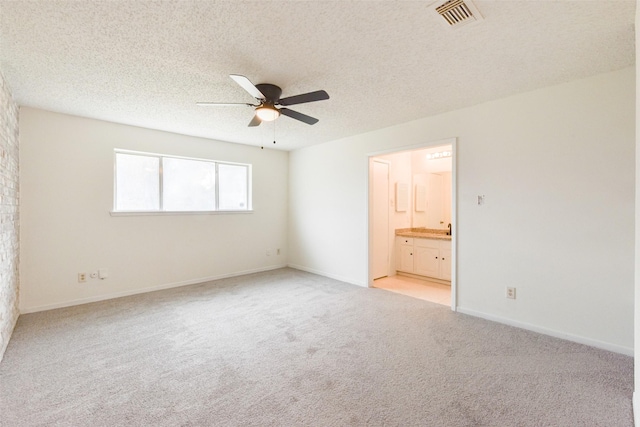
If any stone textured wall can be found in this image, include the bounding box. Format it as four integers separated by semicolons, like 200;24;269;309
0;71;19;362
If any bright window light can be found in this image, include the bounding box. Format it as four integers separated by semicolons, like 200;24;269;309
114;151;252;213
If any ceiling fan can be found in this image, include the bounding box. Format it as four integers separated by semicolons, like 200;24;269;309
197;74;329;126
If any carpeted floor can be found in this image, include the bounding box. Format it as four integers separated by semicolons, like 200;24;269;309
0;268;633;426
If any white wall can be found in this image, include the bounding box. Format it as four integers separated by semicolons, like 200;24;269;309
19;108;288;312
289;67;635;354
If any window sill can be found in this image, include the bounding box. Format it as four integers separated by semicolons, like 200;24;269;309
110;210;253;217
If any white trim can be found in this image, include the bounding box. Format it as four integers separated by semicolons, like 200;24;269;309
457;306;634;356
114;148;251;166
365;138;457;158
396;271;451;285
287;264;366;288
450;138;457;312
110;210;253;216
19;265;286;314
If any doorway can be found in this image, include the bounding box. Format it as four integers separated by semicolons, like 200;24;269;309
367;138;457;310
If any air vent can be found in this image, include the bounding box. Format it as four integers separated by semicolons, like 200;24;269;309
434;0;483;28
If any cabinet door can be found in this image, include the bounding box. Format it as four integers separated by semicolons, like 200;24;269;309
398;244;414;273
415;246;440;278
440;247;452;281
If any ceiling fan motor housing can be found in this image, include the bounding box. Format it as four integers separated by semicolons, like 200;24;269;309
255;83;282;103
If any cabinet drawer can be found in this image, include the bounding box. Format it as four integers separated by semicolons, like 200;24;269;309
397;237;413;245
415;238;440;248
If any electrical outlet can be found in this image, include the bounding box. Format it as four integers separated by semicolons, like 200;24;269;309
78;273;87;283
506;287;516;299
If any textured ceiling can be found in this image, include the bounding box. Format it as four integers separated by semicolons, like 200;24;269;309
0;0;635;151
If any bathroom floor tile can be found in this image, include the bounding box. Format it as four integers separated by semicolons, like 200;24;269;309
373;275;450;306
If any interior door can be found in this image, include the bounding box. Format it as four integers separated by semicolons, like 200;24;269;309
372;160;390;279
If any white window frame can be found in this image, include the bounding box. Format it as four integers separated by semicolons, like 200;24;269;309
111;149;253;216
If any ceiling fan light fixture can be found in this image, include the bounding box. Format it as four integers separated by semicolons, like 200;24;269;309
256;105;280;122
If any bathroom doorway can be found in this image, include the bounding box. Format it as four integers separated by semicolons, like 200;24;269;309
367;138;457;310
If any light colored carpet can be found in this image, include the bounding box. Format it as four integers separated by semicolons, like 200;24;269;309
0;268;633;426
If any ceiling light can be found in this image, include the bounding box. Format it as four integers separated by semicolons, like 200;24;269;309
426;151;452;160
255;105;280;122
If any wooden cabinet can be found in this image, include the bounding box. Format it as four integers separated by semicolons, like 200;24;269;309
396;237;451;281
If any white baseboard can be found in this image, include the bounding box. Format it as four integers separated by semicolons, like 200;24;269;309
634;392;639;427
457;306;633;357
287;264;366;287
20;265;287;314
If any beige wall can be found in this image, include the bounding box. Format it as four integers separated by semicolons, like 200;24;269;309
0;71;20;362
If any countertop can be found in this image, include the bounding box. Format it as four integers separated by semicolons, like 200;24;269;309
395;228;452;241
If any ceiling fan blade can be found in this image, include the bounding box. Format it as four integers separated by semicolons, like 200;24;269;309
278;90;329;106
279;108;319;125
196;102;255;107
248;115;262;127
230;74;266;100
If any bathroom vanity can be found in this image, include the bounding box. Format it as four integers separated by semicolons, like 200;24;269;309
395;229;451;282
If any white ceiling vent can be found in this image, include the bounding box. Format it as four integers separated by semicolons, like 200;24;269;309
433;0;483;29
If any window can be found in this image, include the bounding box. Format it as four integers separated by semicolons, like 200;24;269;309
114;150;251;213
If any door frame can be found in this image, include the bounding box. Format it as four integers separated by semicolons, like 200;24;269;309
366;137;458;311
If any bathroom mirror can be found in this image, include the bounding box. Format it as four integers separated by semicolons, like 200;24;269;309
410;146;452;230
371;143;452;231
